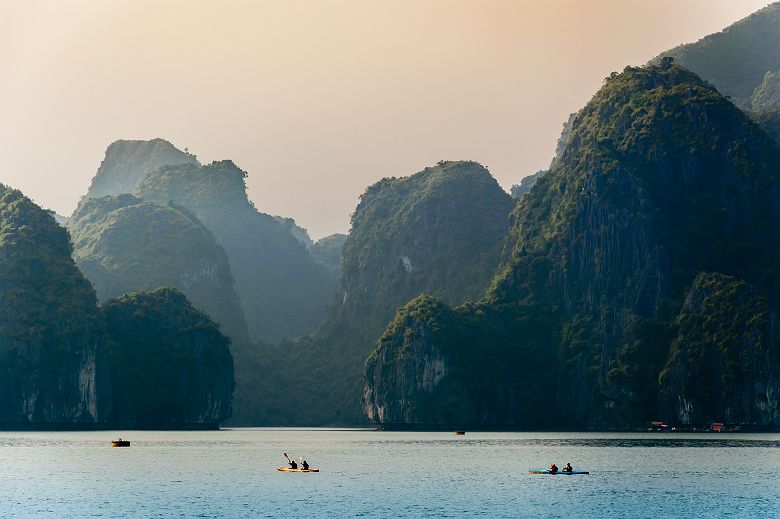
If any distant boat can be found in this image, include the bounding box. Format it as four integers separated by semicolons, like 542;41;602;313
453;431;465;435
111;439;130;447
276;467;319;473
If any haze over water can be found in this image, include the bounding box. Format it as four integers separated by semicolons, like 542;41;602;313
2;429;778;517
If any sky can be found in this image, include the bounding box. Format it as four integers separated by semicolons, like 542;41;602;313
0;0;772;239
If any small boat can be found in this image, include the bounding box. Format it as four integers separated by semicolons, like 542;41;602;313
276;467;319;473
529;469;589;475
111;439;130;447
453;431;465;435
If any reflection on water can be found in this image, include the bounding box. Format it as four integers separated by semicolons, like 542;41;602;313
0;429;777;517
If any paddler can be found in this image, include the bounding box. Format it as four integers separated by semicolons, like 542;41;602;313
563;463;573;473
302;459;309;470
549;463;559;474
288;458;298;469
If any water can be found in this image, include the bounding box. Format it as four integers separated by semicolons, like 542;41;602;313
0;429;777;518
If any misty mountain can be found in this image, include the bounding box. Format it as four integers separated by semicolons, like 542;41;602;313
0;185;233;428
133;160;337;343
67;193;249;344
656;2;780;109
309;233;347;278
87;138;198;198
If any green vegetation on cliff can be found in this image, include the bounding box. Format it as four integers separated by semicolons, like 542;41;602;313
134;160;336;343
0;185;109;425
657;2;780;107
659;273;778;426
103;288;234;428
310;233;347;278
0;184;235;428
364;63;780;429
87;138;198;198
67;194;248;344
752;109;780;145
272;160;514;425
750;70;780;112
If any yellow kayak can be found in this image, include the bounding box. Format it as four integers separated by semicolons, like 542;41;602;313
277;467;319;473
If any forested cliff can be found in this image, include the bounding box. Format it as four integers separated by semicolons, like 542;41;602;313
364;63;780;429
656;3;780;109
264;161;514;424
0;185;109;426
67;194;248;344
103;288;234;428
133;160;336;343
6;5;780;431
0;185;234;428
87;138;198;198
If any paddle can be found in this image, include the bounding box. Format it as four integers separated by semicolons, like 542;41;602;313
284;452;291;464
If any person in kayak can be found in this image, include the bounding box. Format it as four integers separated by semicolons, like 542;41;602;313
288;459;298;469
563;463;573;473
302;459;309;470
549;463;559;474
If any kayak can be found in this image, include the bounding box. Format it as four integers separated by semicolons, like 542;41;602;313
529;470;589;475
277;467;319;473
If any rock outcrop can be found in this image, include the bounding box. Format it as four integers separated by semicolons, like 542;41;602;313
102;288;234;428
750;70;780;112
87;138;198;198
0;185;110;426
656;2;780;107
660;273;779;426
363;296;479;427
752;110;780;146
510;170;545;199
310;233;347;278
67;194;248;344
133;160;336;343
274;160;514;425
0;185;235;429
364;64;780;429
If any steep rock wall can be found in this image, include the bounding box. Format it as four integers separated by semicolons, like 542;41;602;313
0;185;109;426
660;273;779;426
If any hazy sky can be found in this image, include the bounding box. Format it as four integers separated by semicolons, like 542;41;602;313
0;0;771;238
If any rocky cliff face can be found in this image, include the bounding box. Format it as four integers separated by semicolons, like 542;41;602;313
750;71;780;112
364;297;475;425
133;160;336;343
0;184;235;429
656;2;780;107
510;112;577;199
499;63;780;426
310;233;347;279
67;194;249;344
510;170;545;199
753;110;780;145
87;139;198;198
102;288;234;428
364;64;780;429
275;161;514;425
0;185;109;426
660;273;779;426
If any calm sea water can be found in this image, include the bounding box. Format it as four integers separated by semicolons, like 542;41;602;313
0;428;777;518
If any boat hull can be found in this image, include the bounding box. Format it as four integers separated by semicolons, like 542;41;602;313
529;470;589;475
